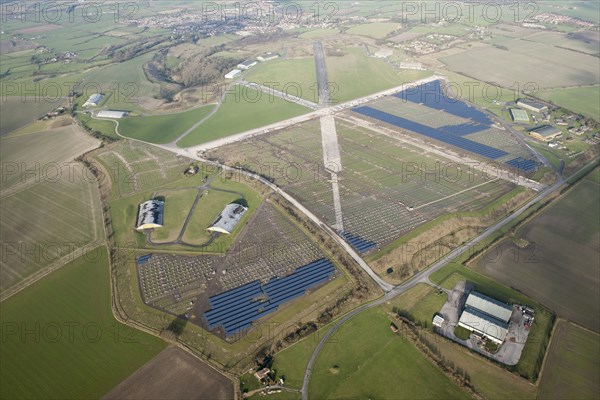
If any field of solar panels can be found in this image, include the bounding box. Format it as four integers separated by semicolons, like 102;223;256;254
354;80;540;174
136;202;340;337
207;117;515;254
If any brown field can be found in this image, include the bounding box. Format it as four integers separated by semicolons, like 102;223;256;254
538;320;600;399
103;347;233;400
476;179;600;332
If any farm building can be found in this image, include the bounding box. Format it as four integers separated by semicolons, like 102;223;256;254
224;69;242;79
432;315;444;328
257;52;279;62
509;108;529;123
529;125;562;142
374;48;393;58
237;59;258;70
207;203;247;234
457;291;513;344
83;93;103;107
136;199;164;231
517;98;548;113
97;110;128;119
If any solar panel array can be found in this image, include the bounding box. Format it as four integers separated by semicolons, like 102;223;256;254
204;259;335;335
506;157;537;172
394;80;494;126
341;231;377;253
353;106;509;159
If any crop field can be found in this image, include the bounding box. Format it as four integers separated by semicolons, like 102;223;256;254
538;85;600;121
117;104;216;144
0;247;166;400
309;307;469;399
176;87;310;147
0;97;63;136
245;57;318;103
298;28;339;39
324;47;432;103
137;202;334;326
538;320;600;399
0;124;102;292
441;39;600;89
346;22;401;38
526;31;600;56
104;347;233;400
476;178;600;332
208;117;515;253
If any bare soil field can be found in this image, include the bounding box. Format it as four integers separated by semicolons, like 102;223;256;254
476;179;600;332
103;346;233;400
14;24;63;34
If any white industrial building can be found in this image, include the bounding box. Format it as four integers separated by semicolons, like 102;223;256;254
97;110;128;119
457;291;513;344
225;69;242;79
207;203;247;234
237;59;258;70
374;49;393;58
83;93;103;107
257;52;279;62
136;199;164;231
517;98;548;113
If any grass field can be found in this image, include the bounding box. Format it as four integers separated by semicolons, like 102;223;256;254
325;47;432;103
0;97;63;136
150;189;199;243
0;247;167;399
346;22;401;38
538;320;600;399
181;187;241;245
537;85;600;121
476;178;600;332
309;307;469;399
0;124;103;292
117;104;216;144
298;28;339;39
245;57;318;102
441;39;600;89
176;87;310;147
526;31;600;56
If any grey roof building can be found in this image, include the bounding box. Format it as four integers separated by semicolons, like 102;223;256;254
207;203;247;234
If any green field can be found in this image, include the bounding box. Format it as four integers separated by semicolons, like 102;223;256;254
441;39;600;89
346;22;401;38
177;87;310;147
150;189;199;243
537;85;600;121
309;307;469;399
117;104;215;143
538;320;600;399
0;247;167;399
245;57;318;102
0;97;63;136
476;178;600;332
181;187;241;245
298;28;339;39
325;47;432;103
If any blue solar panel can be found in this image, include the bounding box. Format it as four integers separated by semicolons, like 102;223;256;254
506;157;537;172
204;259;337;336
352;107;508;160
208;281;261;306
341;232;377;253
395;80;494;126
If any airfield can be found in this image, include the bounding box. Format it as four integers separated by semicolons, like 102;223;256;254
1;2;599;400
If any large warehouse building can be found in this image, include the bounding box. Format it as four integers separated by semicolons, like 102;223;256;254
207;203;247;234
136;199;164;231
517;98;548;114
458;291;513;344
529;125;562;142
